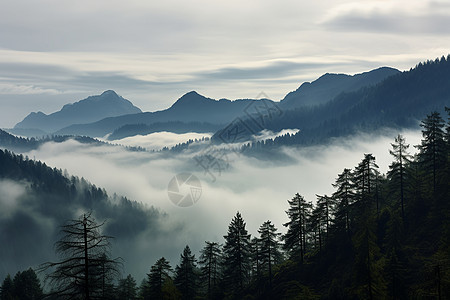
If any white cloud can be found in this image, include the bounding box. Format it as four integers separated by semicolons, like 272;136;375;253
0;180;26;219
20;129;422;279
106;132;213;151
0;83;62;95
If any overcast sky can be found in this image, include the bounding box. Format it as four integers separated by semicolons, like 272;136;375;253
1;0;450;127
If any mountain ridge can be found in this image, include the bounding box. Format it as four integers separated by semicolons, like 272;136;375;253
13;90;142;134
55;92;268;137
280;67;400;108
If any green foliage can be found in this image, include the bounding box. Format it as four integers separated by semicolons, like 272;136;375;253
0;269;43;300
174;245;198;300
222;212;252;296
145;257;175;300
256;220;283;288
117;274;138;300
198;241;222;299
1;105;450;299
283;194;312;262
387;134;412;220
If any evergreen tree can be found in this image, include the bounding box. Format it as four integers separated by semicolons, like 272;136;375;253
332;168;355;234
12;268;44;300
257;220;282;288
250;237;261;281
0;274;14;300
445;106;450;146
137;279;148;300
417;111;446;194
174;245;198;300
384;210;408;299
198;242;222;299
222;212;252;295
145;257;175;300
283;193;311;262
40;213;121;300
352;216;386;299
315;194;334;246
116;274;138;300
387;134;412;221
354;154;379;203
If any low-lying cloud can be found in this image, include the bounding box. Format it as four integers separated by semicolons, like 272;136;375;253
106;131;213;151
1;128;423;282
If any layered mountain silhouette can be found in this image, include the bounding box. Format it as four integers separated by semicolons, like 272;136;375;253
280;67;400;109
55;92;269;138
9;57;449;143
50;67;399;138
214;56;450;148
13;90;142;134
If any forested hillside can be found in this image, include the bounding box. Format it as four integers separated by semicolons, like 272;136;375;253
215;56;450;151
0;148;162;286
1;108;448;299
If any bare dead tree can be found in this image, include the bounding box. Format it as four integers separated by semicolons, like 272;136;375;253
40;212;122;299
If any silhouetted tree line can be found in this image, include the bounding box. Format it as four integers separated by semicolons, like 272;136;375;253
0;130;133;153
1;108;449;299
0;128;212;155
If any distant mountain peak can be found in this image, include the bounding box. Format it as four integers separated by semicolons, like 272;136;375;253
280;67;400;108
170;91;211;108
14;91;142;134
101;90;117;96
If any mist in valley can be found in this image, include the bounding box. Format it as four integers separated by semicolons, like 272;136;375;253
1;128;423;282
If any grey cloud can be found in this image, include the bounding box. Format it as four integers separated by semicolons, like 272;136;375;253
323;10;450;35
195;61;338;81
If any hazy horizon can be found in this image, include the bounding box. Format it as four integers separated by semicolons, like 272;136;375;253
1;0;450;127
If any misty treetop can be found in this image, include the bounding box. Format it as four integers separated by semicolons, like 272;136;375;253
1;107;449;299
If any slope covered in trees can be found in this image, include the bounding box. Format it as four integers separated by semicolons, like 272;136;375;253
215;56;450;151
1;108;449;299
0;147;163;283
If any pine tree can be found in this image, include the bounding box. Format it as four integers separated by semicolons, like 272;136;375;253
283;193;312;262
174;245;198;300
0;274;14;300
387;134;412;221
116;274;138;300
257;220;282;288
315;194;334;244
353;154;379;220
12;268;44;300
355;154;379;200
332;169;355;234
198;241;222;299
250;237;261;281
417;111;446;194
352;216;386;299
222;212;251;295
145;257;174;300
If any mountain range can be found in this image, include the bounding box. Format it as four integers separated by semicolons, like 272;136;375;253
8;66;400;139
7;56;450;146
279;67;400;109
215;56;450;148
12;90;142;135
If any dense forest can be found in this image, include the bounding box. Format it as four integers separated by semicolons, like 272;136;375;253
0;129;149;153
1;108;449;299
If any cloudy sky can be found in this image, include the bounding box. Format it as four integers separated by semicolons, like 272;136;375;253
1;0;450;127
